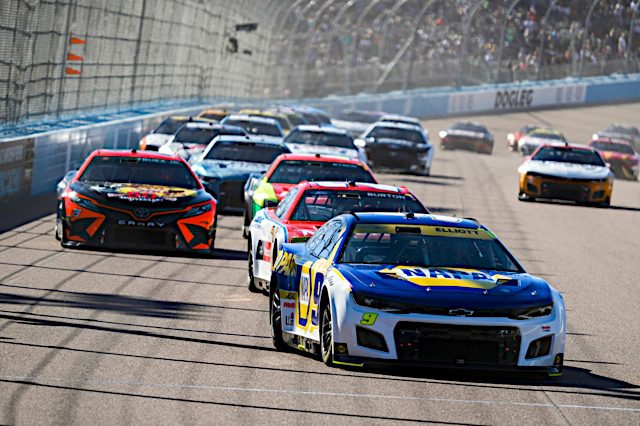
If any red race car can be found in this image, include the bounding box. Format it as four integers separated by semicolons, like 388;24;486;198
590;138;639;180
56;149;218;253
247;181;429;292
242;153;378;236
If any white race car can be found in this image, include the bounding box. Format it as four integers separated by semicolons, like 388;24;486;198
269;213;566;375
283;125;367;164
518;128;566;156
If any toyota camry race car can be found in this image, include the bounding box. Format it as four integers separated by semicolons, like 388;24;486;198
248;182;428;293
242;154;377;236
517;128;566;156
269;213;566;375
283;125;367;163
590;138;639;180
518;144;613;206
56;149;217;253
358;122;433;175
439;122;494;154
191;135;290;213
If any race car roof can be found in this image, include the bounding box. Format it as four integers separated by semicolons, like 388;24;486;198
224;114;280;125
591;137;634;146
293;124;351;135
274;153;364;164
367;121;424;131
296;181;410;194
339;212;483;229
536;142;594;151
528;128;563;135
91;149;182;160
211;134;286;146
179;122;244;130
379;114;422;125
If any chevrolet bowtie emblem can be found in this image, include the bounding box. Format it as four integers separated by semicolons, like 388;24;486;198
448;308;474;317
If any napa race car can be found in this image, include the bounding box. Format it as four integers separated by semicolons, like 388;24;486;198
517;128;566;156
248;182;428;293
191;135;290;213
242;154;378;237
590;138;639;180
439;122;494;154
268;213;566;375
518;143;613;206
358;122;433;175
284;125;367;163
55;149;217;253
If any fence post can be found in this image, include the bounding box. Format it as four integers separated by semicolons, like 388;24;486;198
626;5;638;73
536;0;557;81
493;0;522;83
377;0;411;71
460;2;485;86
346;0;384;94
578;0;601;77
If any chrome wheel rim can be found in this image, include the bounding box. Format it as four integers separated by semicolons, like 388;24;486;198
321;305;332;358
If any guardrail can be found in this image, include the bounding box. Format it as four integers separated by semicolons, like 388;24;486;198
2;72;640;232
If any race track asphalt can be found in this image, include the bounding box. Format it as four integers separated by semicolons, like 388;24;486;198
1;103;639;425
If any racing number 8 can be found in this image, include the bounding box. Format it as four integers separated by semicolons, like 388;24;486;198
360;312;378;326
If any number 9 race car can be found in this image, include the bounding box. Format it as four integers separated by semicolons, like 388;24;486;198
269;213;566;375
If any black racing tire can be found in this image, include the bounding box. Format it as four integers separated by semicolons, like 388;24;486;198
247;237;261;293
320;299;334;366
209;214;217;253
601;197;611;208
269;275;288;351
242;204;251;239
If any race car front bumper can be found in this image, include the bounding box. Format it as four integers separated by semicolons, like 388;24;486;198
331;291;566;373
520;173;612;203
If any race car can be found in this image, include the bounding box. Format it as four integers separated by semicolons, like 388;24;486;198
518;143;613;206
439;122;494;154
239;109;294;134
284;125;367;163
248;181;428;293
593;124;640;151
158;122;246;160
197;108;231;122
290;106;332;126
517;128;567;156
507;124;546;152
268;213;566;375
191;135;290;213
589;138;639;180
358;122;433;175
242;154;378;236
377;114;424;129
331;110;386;136
55;149;217;253
138;116;212;151
220;114;284;138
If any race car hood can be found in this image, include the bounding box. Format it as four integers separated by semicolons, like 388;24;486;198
70;181;209;209
337;264;553;310
331;120;370;136
193;159;270;180
600;151;638;163
370;138;425;149
285;143;358;159
444;129;486;139
519;160;611;180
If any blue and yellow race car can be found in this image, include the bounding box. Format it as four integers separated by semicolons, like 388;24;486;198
269;213;566;375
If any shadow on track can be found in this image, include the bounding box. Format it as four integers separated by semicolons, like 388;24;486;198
61;244;247;260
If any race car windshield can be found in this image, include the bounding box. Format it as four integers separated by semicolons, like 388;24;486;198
528;132;564;140
532;147;605;166
285;130;355;149
591;141;635;154
79;156;199;189
204;140;286;163
174;127;217;144
290;190;426;222
225;119;283;137
451;123;488;134
339;224;521;272
199;112;227;121
367;127;426;144
154;118;186;135
268;161;375;184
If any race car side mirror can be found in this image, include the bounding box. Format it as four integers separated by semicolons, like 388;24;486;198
606;162;612;169
264;199;279;209
354;139;366;148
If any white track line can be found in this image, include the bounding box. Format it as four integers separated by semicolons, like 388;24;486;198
3;375;640;413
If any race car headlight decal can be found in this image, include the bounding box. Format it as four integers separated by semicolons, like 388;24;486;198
356;326;389;352
70;194;99;212
352;293;407;313
184;203;212;217
509;304;553;320
525;335;552;359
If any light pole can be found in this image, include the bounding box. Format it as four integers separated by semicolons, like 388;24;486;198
493;0;523;83
578;0;601;77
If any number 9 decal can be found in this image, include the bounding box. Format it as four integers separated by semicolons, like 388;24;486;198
360;312;378;326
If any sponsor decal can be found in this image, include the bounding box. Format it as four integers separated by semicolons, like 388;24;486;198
360;312;378;326
93;184;196;203
378;266;511;290
280;297;297;332
365;192;407;199
274;251;295;275
541;325;551;332
300;274;310;305
263;241;272;262
494;89;534;109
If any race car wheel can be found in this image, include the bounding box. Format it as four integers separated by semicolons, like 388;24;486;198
601;197;611;208
269;275;287;351
320;300;334;366
242;205;250;239
247;238;260;293
518;191;535;202
209;214;217;253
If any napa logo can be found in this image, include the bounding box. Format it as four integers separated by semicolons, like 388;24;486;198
378;266;511;290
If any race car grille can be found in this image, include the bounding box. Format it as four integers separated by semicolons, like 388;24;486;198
69;218;98;236
540;181;589;201
107;227;171;247
219;180;244;210
394;322;520;366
